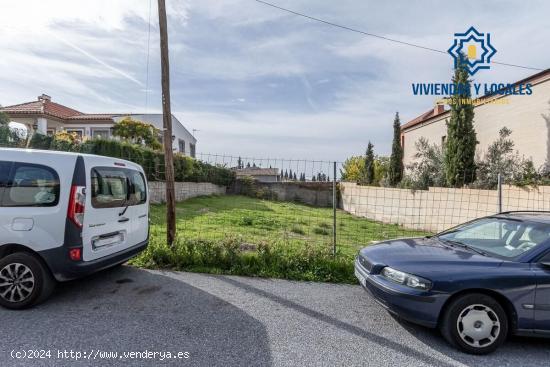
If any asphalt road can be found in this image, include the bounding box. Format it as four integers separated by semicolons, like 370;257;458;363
0;266;548;367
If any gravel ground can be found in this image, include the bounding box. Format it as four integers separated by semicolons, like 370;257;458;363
0;266;548;366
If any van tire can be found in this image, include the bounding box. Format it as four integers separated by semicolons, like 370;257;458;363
0;252;55;310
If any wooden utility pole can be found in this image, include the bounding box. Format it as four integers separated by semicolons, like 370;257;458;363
158;0;176;246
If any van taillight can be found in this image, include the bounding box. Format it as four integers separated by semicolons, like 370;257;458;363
68;185;86;228
69;248;82;261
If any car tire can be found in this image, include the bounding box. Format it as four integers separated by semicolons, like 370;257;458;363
440;293;508;355
0;252;56;310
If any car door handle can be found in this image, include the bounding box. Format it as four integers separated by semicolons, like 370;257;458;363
118;217;130;223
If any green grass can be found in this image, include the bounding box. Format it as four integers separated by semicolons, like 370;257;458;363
132;195;430;283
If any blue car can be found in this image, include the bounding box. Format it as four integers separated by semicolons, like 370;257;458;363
355;211;550;354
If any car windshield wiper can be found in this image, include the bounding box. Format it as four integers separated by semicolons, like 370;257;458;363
439;238;489;257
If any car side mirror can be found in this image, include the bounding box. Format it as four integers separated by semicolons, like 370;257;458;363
541;262;550;269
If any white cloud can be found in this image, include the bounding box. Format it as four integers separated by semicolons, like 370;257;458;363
0;0;548;163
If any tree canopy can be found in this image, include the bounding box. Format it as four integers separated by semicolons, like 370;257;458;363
111;117;162;150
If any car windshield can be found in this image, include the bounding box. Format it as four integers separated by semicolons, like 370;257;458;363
437;217;550;258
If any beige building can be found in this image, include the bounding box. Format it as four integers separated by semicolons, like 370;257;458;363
401;69;550;169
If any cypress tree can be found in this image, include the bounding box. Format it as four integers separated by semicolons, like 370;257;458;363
388;112;404;186
444;53;477;186
364;141;375;185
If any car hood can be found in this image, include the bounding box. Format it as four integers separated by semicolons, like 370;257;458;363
358;237;503;277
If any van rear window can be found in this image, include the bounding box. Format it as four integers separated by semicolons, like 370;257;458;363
91;167;147;208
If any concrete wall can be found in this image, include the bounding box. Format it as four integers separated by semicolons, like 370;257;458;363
402;76;550;168
230;180;334;207
148;181;226;204
340;182;550;233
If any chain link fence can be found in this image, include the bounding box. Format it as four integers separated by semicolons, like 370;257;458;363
2;135;549;258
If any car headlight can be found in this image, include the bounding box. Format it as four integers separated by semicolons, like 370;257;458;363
381;267;432;290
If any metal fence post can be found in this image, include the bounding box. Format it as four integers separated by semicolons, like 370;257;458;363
497;173;502;213
332;161;337;256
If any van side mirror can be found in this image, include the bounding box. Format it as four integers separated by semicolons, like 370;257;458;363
541;262;550;269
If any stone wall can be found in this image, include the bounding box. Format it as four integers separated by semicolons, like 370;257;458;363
340;182;550;233
230;180;334;207
148;181;226;204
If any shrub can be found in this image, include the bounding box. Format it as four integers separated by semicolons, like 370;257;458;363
28;133;53;149
290;225;305;235
50;131;81;151
239;216;254;226
400;137;446;190
473;127;543;189
236;177;278;200
313;227;330;236
131;237;355;283
0;125;25;148
111;117;162;150
341;154;389;186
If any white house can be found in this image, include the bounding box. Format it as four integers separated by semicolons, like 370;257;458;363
0;94;196;157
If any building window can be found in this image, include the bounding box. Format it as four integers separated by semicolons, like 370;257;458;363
46;129;55;137
190;143;196;158
178;139;185;154
92;129;110;140
441;135;446;146
401;135;405;149
66;129;84;141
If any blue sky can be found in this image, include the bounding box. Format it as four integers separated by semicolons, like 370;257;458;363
0;0;548;162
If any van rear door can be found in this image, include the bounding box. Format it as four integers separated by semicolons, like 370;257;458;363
82;164;148;262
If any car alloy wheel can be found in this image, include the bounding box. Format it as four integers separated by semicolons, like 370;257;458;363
440;293;508;354
456;304;501;348
0;262;35;303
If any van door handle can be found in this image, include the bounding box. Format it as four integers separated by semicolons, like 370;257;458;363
118;217;130;223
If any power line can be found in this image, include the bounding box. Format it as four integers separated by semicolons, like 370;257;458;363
254;0;543;72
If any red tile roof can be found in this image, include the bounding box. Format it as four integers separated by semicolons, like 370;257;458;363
401;68;550;131
0;95;114;122
400;108;447;130
1;99;81;119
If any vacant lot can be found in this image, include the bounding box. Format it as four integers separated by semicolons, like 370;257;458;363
149;195;426;257
133;195;428;283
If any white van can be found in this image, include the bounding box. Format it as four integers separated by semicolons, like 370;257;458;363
0;148;149;309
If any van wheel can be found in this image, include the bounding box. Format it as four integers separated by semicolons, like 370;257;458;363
0;252;55;310
440;293;508;355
